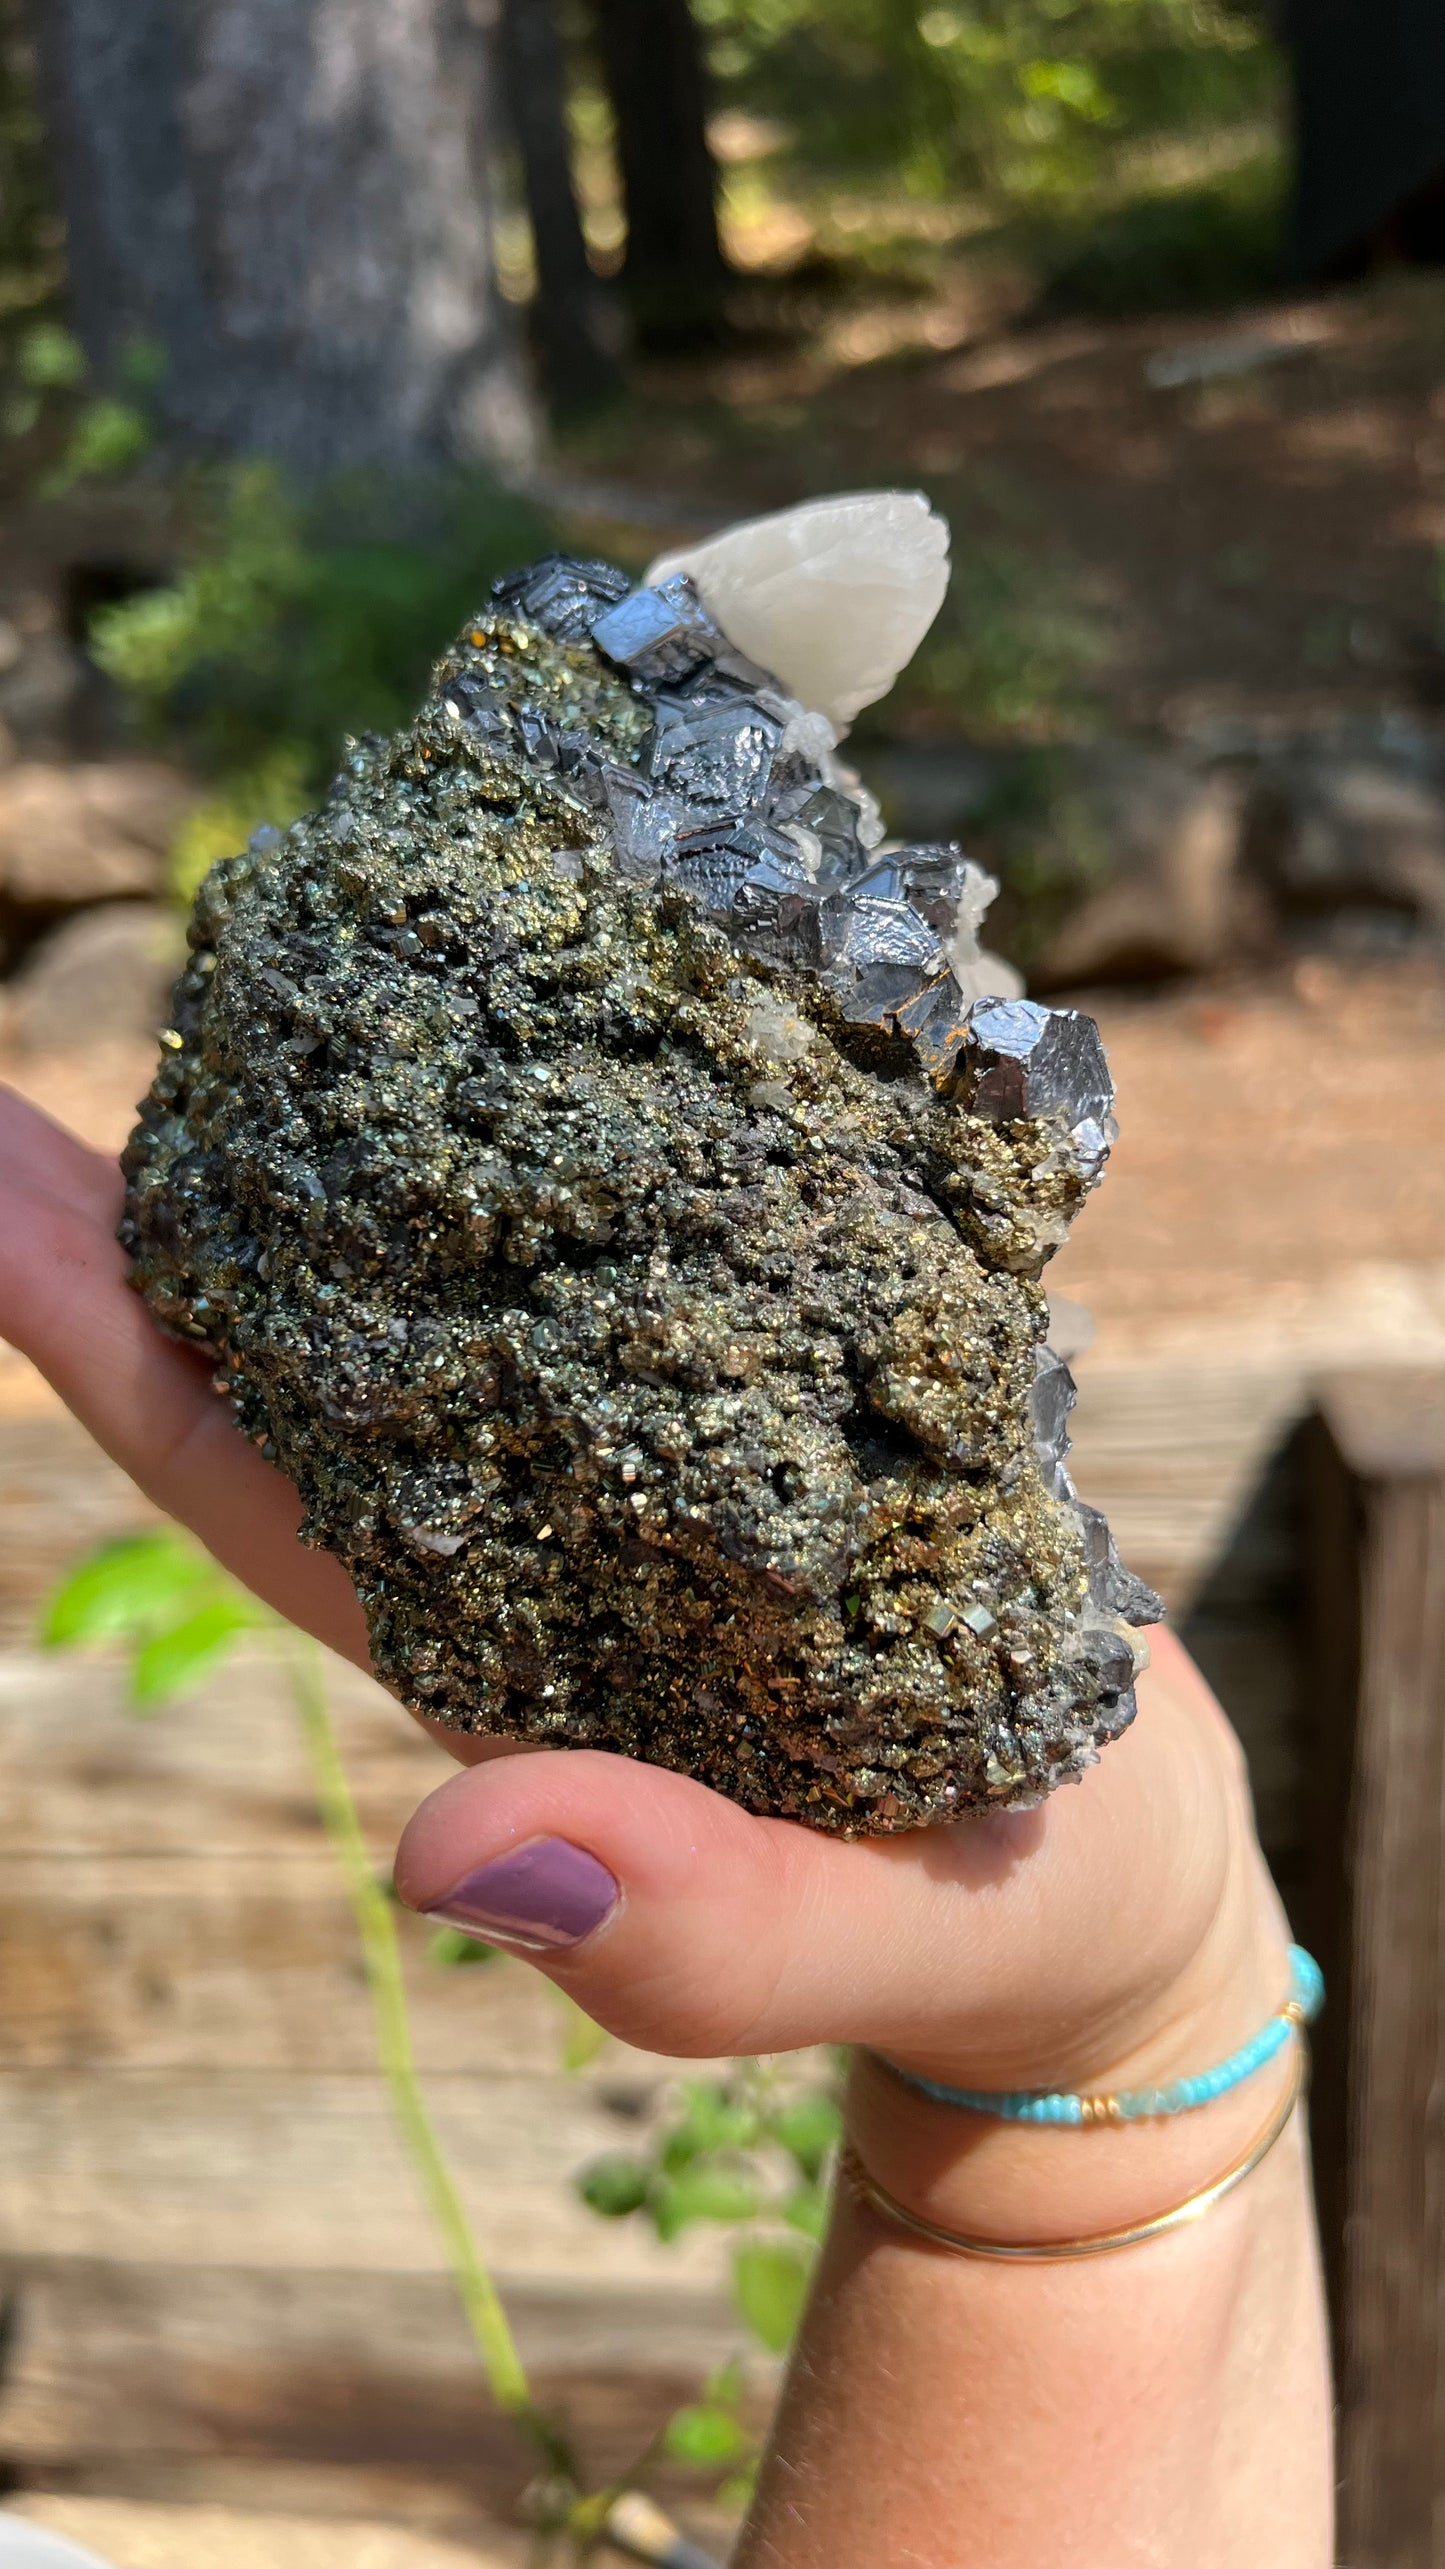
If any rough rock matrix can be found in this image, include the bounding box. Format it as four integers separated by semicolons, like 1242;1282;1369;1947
121;543;1161;1833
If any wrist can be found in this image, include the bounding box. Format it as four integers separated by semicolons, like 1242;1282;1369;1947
845;1890;1302;2249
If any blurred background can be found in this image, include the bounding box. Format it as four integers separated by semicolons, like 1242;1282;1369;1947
0;3;1443;2565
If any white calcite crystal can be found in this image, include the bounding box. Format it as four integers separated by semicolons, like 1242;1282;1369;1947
648;490;951;727
945;859;1026;1004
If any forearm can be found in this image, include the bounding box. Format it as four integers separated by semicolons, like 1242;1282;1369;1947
740;2054;1332;2567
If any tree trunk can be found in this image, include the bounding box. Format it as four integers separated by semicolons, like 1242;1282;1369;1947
32;0;535;478
498;0;620;416
1285;0;1445;278
589;0;728;350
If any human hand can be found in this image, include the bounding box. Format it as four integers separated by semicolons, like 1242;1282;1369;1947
0;1083;1292;2239
0;1085;373;1667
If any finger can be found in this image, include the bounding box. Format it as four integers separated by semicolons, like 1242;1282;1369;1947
0;1143;517;1761
0;1085;126;1226
0;1172;372;1666
393;1646;1268;2078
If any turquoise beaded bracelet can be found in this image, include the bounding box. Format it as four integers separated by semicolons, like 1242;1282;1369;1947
878;1944;1324;2127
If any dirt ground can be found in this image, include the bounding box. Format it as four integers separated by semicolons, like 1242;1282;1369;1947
572;269;1445;747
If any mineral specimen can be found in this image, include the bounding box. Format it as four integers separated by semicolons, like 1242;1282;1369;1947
121;499;1161;1834
647;491;952;724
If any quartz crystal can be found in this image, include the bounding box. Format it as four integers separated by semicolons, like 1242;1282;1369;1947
121;513;1161;1835
647;492;951;726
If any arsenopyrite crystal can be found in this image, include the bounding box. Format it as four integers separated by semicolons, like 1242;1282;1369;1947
120;505;1161;1834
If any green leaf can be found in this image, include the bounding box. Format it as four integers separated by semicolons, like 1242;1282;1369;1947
426;1926;500;1968
556;1992;608;2073
42;1532;216;1650
663;2403;749;2466
661;2080;760;2170
716;2469;758;2515
771;2090;842;2182
733;2241;811;2353
652;2165;759;2243
130;1595;258;1708
45;395;150;495
166;744;310;906
705;2357;744;2408
576;2153;651;2218
17;321;85;390
782;2184;829;2242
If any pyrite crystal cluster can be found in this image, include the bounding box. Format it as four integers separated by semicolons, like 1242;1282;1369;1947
122;494;1161;1833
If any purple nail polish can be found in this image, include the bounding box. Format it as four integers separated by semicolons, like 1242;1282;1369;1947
423;1837;619;1951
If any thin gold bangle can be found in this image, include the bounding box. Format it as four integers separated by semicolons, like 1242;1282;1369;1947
841;2037;1306;2263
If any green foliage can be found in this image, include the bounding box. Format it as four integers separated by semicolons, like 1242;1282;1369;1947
128;1593;260;1708
654;2165;761;2242
698;0;1280;212
781;2182;830;2240
167;748;314;905
661;2359;757;2496
574;2063;840;2360
664;2079;764;2165
972;746;1123;966
91;461;552;793
580;2153;654;2218
1;299;163;485
664;2401;752;2465
16;319;83;390
1034;148;1284;313
41;1529;265;1710
43;392;151;494
733;2240;812;2353
886;534;1105;740
427;1926;503;1968
771;2090;843;2181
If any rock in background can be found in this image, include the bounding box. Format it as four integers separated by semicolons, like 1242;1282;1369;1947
860;730;1445;991
3;901;185;1054
0;758;195;911
1239;757;1445;956
0;572;197;1033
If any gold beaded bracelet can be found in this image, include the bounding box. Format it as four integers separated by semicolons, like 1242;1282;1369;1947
841;2037;1307;2263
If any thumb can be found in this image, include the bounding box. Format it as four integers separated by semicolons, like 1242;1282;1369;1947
392;1649;1246;2081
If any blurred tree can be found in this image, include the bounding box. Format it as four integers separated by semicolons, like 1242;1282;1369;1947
1285;0;1445;278
499;0;622;413
0;0;61;326
589;0;730;347
32;0;535;477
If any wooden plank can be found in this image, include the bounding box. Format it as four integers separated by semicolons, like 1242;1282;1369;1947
1068;1359;1310;1607
1071;1360;1313;1886
0;2069;728;2286
0;1413;161;1650
1316;1369;1445;1482
5;2498;526;2569
1304;1374;1445;2569
0;1650;447;1860
0;1850;642;2076
0;1852;609;2077
0;2256;741;2504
